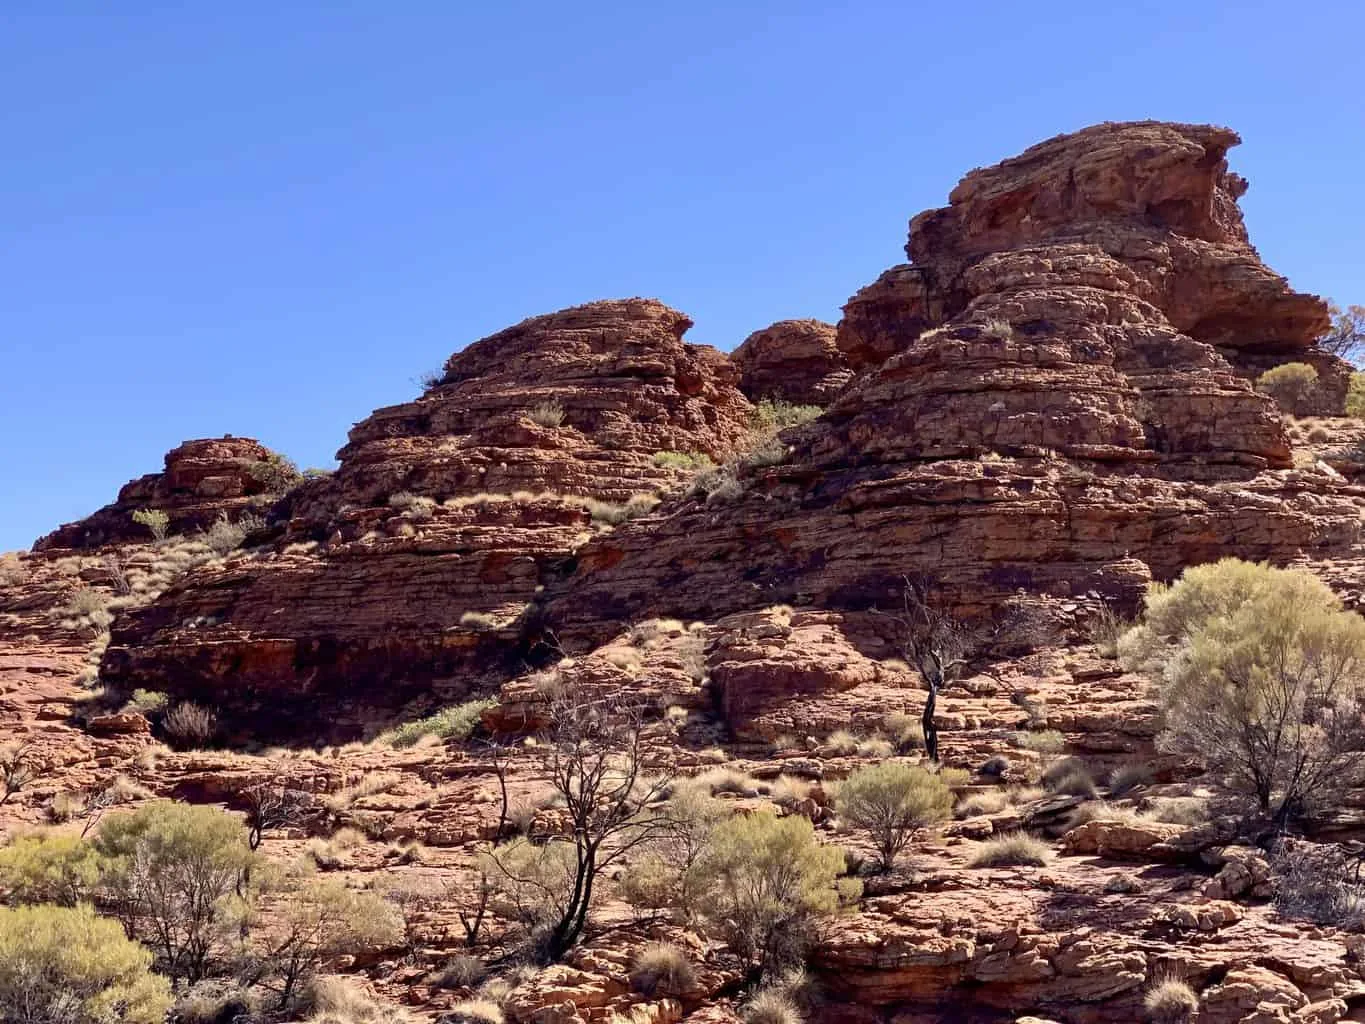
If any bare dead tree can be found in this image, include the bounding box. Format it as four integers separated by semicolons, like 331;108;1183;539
242;782;313;851
876;577;1054;763
0;739;45;807
485;690;675;961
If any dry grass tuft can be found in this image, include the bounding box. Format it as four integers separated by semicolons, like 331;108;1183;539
967;832;1052;868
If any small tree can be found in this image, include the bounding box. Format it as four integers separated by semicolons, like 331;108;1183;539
246;452;302;494
1121;558;1365;823
252;880;402;1009
836;762;953;870
695;809;846;978
1321;302;1365;364
241;782;312;851
0;832;104;906
486;692;674;961
1256;362;1319;412
95;801;257;982
0;903;172;1024
131;508;170;542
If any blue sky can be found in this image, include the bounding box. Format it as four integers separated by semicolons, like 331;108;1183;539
2;2;1362;551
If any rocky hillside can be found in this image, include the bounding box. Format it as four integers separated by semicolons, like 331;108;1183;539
5;121;1365;1024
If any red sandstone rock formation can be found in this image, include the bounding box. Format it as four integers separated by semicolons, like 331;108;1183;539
551;122;1364;648
730;319;852;405
100;299;755;737
34;437;279;550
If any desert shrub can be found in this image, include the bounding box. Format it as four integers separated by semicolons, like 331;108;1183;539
821;729;861;756
695;809;844;976
750;399;821;435
173;980;261;1024
617;853;675;917
1067;801;1145;827
770;775;812;809
743;436;788;469
1013;729;1065;754
124;688;169;715
884;712;924;751
579;494;659;525
1120;558;1365;822
693;766;760;798
303;975;417;1024
162;700;217;748
956;789;1009;818
248;451;302;493
1089;603;1132;658
527;401;565;428
48;789;88;823
1270;838;1365;927
431;954;486;990
653;451;713;470
629;941;696;997
1347;372;1365;418
744;988;804;1024
2;741;46;808
967;832;1051;868
95;801;257;982
1042;758;1097;798
628;617;685;647
1108;762;1153;797
980;318;1013;340
131;507;170;541
1143;975;1198;1023
0;832;104;905
1143;796;1210;826
482;837;577;946
835;762;952;870
1256;362;1319;412
65;587;110;617
204;513;249;555
445;999;504;1024
980;754;1010;777
0;903;172;1024
382;698;494;749
688;463;743;503
257;880;403;1009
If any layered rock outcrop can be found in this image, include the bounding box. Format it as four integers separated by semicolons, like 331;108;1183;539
34;437;278;550
730;319;852;405
550;122;1364;643
100;300;755;738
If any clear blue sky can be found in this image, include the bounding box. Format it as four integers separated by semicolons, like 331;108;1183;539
2;2;1362;551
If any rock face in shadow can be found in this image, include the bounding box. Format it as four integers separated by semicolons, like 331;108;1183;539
99;299;755;739
34;438;279;551
730;319;852;405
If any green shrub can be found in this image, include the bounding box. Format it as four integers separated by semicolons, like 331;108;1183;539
382;698;494;749
653;451;713;470
0;903;171;1024
124;689;169;715
696;810;844;976
1120;558;1365;821
247;452;302;493
1256;362;1319;411
95;801;257;982
750;399;821;435
527;401;565;428
835;762;952;870
967;832;1051;868
261;880;403;1008
0;832;103;905
131;508;170;541
629;941;696;997
1347;372;1365;418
